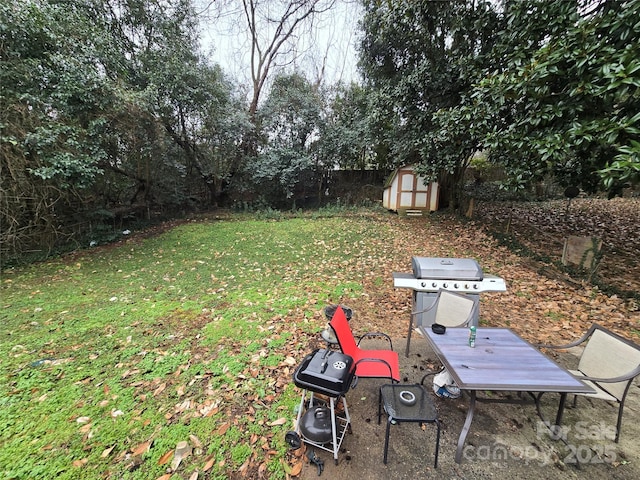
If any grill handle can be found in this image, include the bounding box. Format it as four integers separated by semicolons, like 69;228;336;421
320;349;330;373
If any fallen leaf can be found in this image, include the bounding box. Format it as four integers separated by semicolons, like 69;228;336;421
216;422;230;435
290;460;303;476
153;383;166;396
268;417;287;426
171;441;192;471
101;445;115;458
72;458;88;467
157;449;174;465
205;405;218;417
131;440;151;457
238;457;249;474
189;434;203;449
203;455;216;472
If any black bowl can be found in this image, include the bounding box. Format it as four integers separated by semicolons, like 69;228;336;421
432;323;446;334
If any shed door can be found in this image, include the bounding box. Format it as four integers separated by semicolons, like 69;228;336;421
398;171;415;207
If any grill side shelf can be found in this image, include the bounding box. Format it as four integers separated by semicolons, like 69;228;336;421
392;272;507;292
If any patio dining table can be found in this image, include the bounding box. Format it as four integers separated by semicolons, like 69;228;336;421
419;326;595;463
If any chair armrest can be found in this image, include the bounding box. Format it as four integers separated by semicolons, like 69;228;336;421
537;324;605;350
576;365;640;384
411;304;438;317
537;331;593;350
357;332;393;351
354;357;393;377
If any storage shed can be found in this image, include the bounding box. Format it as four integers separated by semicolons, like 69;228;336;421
382;165;439;215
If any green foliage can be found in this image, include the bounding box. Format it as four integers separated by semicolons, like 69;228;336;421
601;139;640;192
358;0;640;204
252;73;325;208
465;0;640;195
358;0;501;208
0;0;245;263
318;82;376;170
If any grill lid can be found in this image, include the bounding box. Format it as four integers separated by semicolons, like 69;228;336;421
411;257;483;281
294;349;355;396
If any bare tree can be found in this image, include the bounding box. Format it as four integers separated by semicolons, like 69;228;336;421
201;1;338;117
241;0;337;118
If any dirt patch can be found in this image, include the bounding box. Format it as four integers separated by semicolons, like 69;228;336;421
296;339;640;480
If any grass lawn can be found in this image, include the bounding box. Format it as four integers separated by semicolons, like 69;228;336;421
3;205;640;479
1;212;399;479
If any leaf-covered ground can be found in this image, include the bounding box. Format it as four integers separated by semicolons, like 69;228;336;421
471;197;640;296
345;199;639;346
294;199;640;479
1;202;638;480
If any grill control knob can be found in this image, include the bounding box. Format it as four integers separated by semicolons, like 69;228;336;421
473;284;479;289
454;283;459;288
465;284;469;289
432;282;438;288
443;283;448;288
421;281;426;287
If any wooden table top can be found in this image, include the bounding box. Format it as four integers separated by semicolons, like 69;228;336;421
421;327;594;393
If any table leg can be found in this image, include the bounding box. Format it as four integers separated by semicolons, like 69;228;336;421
536;391;569;430
455;390;476;464
555;392;567;426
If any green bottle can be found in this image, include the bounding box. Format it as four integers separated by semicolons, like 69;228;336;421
469;326;476;348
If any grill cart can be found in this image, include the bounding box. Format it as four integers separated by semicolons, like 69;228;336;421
292;349;355;464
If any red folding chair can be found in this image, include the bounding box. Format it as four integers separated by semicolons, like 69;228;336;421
329;306;400;382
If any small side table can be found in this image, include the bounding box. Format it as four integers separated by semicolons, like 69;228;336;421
378;383;440;468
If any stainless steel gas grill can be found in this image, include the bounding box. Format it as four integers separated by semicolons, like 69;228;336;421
393;257;507;355
393;257;507;294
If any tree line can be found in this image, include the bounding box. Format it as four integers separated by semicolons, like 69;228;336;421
359;0;640;209
1;0;639;264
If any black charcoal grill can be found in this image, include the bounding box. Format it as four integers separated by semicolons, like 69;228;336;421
394;257;507;355
293;349;354;464
294;349;355;396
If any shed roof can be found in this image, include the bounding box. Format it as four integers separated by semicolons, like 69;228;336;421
383;165;416;189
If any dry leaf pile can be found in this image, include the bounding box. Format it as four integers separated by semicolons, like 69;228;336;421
359;201;638;346
471;197;640;294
